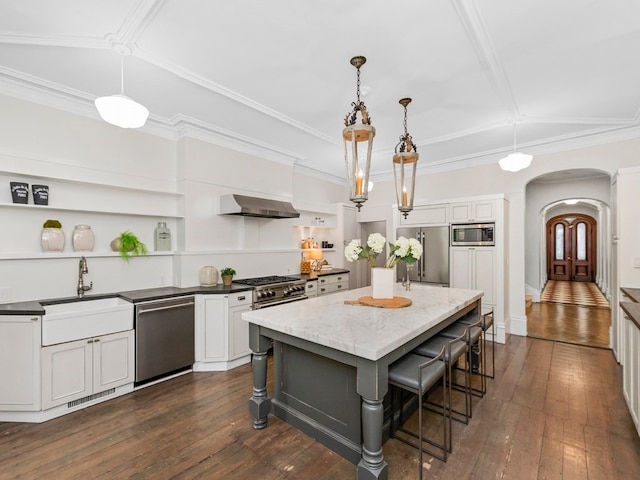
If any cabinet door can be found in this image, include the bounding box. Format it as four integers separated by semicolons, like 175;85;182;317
93;330;134;392
474;248;496;305
229;305;252;360
201;296;227;361
0;315;41;411
42;339;92;410
400;205;448;225
472;200;495;221
450;203;471;223
450;248;472;290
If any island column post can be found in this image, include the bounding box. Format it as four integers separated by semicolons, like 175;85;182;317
248;323;272;429
356;357;389;480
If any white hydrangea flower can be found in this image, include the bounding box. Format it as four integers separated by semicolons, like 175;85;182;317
395;236;410;258
367;233;386;254
408;237;423;260
344;239;362;262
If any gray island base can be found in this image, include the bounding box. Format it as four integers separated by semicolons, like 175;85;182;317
245;283;483;479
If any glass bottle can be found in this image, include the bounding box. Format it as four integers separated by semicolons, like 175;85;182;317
154;222;171;251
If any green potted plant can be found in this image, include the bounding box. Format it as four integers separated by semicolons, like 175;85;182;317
110;230;148;261
220;267;236;286
41;219;65;252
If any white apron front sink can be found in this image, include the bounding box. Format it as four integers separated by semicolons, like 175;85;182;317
42;297;134;346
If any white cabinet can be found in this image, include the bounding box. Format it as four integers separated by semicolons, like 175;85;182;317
41;330;134;410
317;273;350;296
399;204;448;225
0;315;41;411
195;292;253;370
305;280;318;297
450;199;495;223
450;247;495;307
228;292;252;361
197;295;226;362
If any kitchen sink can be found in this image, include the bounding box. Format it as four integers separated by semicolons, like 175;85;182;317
42;297;134;346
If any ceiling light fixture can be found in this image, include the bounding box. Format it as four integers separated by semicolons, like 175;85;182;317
94;51;149;129
343;56;375;211
393;98;419;219
499;123;532;172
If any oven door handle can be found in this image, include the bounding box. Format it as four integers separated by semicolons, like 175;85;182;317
253;295;308;309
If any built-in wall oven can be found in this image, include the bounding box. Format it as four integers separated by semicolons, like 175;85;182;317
451;223;495;246
232;276;308;309
134;296;195;385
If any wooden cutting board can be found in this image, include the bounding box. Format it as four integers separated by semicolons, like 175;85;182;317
344;296;412;308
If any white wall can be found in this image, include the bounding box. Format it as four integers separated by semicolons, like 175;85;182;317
0;96;347;302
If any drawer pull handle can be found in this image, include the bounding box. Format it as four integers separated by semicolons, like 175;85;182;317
238;296;246;301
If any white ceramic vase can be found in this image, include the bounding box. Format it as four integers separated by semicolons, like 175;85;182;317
371;267;394;299
41;228;65;252
199;266;218;286
72;224;95;252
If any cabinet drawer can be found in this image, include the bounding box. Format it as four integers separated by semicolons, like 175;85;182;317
228;291;252;308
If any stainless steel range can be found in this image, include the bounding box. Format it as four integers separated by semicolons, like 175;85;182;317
233;275;307;309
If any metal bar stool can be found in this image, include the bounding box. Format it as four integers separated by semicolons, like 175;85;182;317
460;307;495;379
439;315;485;405
388;347;448;477
413;331;469;454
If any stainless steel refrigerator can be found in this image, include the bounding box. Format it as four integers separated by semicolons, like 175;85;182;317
396;226;450;286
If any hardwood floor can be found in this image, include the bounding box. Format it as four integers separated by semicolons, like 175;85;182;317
2;336;639;479
528;302;610;348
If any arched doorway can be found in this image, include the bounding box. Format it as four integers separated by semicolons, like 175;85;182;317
546;213;596;282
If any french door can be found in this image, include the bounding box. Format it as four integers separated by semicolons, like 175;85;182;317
547;214;596;282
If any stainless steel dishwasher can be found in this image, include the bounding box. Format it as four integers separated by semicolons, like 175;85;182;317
135;296;195;385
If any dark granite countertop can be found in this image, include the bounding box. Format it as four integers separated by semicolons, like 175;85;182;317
294;268;350;281
620;287;640;303
619;302;640;330
0;284;254;315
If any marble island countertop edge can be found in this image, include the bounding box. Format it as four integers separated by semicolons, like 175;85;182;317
243;284;483;361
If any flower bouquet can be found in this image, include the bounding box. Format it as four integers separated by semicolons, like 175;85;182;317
344;233;423;299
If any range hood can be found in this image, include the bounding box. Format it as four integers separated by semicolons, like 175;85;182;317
219;194;300;219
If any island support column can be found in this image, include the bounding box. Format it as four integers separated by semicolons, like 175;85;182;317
356;358;389;480
248;323;272;429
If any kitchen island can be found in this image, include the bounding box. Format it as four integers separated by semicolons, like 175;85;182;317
244;283;483;480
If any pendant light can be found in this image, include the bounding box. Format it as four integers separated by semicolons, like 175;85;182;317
499;123;532;172
94;51;149;129
393;98;419;219
343;56;375;211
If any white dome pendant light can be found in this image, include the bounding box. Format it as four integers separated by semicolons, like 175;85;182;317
499;123;532;172
94;50;149;129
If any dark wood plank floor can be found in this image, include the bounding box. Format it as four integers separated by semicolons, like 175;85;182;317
1;335;639;479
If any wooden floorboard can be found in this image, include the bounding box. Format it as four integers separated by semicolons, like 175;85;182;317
1;335;639;479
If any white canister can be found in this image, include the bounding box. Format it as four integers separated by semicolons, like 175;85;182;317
72;225;95;252
199;266;219;286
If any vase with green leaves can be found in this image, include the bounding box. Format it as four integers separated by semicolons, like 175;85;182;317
110;231;148;261
41;219;65;252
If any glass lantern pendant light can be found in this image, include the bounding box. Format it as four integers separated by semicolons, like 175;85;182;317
343;56;375;211
94;51;149;129
393;98;419;219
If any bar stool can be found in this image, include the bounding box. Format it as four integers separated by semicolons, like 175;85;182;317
460;308;495;379
388;346;448;475
439;315;485;403
413;331;469;454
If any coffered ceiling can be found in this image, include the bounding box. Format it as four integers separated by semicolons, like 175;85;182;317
1;0;640;182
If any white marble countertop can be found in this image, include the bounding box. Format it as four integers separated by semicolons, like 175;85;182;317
242;283;483;361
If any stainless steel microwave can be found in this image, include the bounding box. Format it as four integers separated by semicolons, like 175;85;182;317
451;223;495;246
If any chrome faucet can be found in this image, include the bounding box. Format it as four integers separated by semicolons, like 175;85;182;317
77;256;93;297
